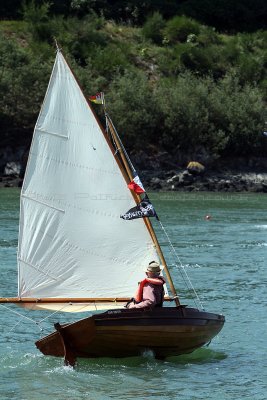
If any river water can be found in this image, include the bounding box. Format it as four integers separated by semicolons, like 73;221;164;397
0;189;266;400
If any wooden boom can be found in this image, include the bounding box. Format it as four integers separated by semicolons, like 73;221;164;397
0;296;173;304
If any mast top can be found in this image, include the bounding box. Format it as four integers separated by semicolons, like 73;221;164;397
53;37;61;53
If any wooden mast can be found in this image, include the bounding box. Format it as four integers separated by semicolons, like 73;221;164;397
106;115;181;307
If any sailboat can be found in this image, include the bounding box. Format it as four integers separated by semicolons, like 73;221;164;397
0;49;224;365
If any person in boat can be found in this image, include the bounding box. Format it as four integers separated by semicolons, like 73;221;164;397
126;261;165;309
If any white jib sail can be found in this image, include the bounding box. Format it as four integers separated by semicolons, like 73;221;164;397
17;51;159;311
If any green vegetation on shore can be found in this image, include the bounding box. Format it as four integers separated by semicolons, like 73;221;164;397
0;1;266;166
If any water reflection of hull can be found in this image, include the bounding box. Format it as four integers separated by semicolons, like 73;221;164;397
35;307;225;363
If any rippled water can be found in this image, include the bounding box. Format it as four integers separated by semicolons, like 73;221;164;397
0;189;266;400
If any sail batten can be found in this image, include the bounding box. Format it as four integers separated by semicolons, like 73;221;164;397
21;194;65;213
36;127;69;139
17;51;159;308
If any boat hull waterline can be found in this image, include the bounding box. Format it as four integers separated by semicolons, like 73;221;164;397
35;307;225;362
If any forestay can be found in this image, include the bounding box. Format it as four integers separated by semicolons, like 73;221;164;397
17;51;159;311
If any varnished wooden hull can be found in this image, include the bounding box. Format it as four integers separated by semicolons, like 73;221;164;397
35;307;225;361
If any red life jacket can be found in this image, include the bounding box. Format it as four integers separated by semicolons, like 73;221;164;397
134;276;165;303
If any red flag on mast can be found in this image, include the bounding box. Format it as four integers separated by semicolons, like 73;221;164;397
89;92;103;104
127;176;145;194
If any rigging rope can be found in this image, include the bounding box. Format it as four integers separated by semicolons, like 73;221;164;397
37;303;74;325
8;316;26;333
102;95;203;310
0;303;43;332
0;302;74;336
105;112;136;175
106;114;119;155
158;220;205;310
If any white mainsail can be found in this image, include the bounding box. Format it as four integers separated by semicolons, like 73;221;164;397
17;51;159;311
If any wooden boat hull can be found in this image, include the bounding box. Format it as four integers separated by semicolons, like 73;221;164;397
35;307;225;362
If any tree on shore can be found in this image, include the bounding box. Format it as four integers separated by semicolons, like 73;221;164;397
0;1;266;162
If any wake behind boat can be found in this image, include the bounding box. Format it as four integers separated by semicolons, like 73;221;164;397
0;48;224;365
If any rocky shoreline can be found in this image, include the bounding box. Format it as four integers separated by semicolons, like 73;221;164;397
142;169;267;192
1;169;267;192
0;176;23;188
1;147;267;192
136;152;267;193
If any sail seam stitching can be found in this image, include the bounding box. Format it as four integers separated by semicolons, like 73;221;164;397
29;152;120;175
21;194;65;213
18;257;59;282
37;114;99;128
